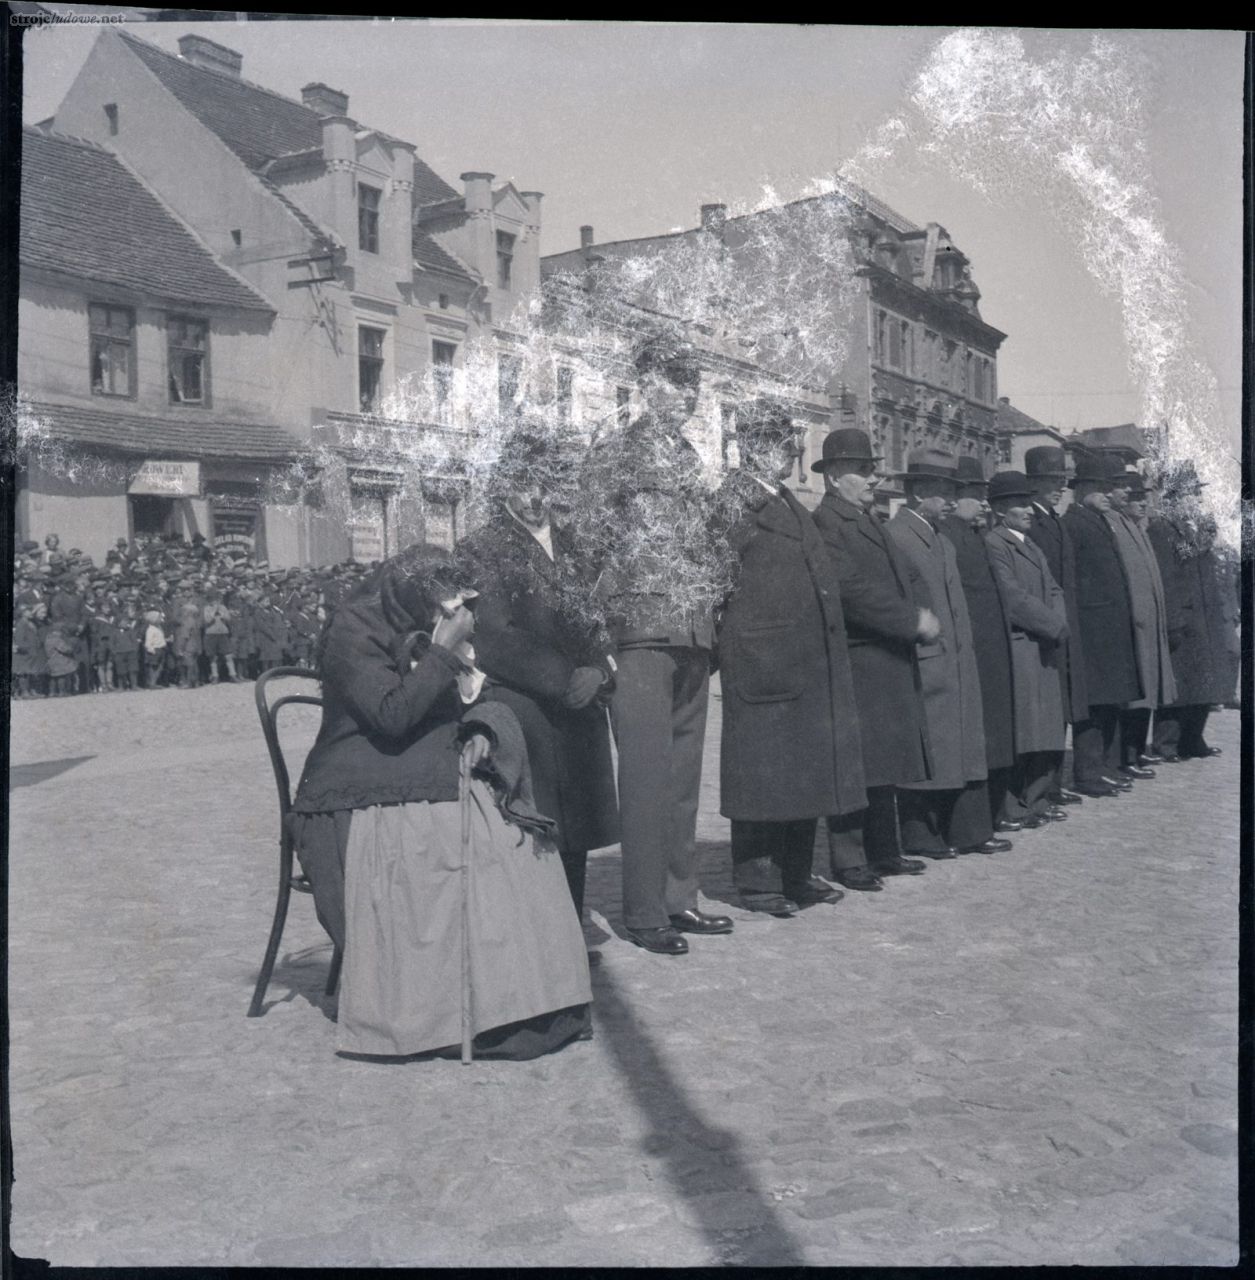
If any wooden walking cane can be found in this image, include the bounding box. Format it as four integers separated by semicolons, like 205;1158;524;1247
459;744;473;1065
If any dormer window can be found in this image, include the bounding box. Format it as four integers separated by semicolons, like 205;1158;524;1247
104;103;118;136
496;231;515;289
357;183;381;254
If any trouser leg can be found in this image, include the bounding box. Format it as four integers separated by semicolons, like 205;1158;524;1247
1179;705;1212;756
1020;751;1057;814
947;779;993;848
224;654;238;681
612;647;707;930
1153;707;1182;755
899;788;948;852
1073;705;1116;786
1120;708;1151;766
663;650;710;918
1102;708;1123;775
779;819;820;900
732;821;785;894
559;849;588;920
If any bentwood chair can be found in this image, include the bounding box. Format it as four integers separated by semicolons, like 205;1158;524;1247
248;665;342;1017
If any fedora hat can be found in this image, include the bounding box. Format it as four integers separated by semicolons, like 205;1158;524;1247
892;446;958;481
1068;450;1111;489
954;455;987;486
988;470;1036;503
810;427;881;473
1024;446;1068;479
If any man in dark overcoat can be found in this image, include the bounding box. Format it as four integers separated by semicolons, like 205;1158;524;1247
577;335;730;955
940;456;1022;842
1060;450;1143;796
1023;446;1087;806
460;429;620;925
1103;460;1175;775
887;448;991;857
716;410;862;915
1147;461;1238;760
810;429;937;889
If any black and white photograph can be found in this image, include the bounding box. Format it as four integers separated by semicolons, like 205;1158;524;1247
2;12;1246;1269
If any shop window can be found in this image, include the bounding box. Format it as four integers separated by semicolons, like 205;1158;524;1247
168;316;209;405
358;183;381;254
348;482;397;562
496;231;515;289
359;326;385;413
89;303;134;398
557;366;575;425
432;340;456;423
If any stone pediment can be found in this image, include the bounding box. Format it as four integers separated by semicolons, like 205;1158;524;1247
492;182;531;223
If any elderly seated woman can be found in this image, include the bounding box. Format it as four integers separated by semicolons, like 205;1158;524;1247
290;543;591;1060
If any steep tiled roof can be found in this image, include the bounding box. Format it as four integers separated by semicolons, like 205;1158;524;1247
414;229;476;281
117;30;460;206
21;399;304;461
255;173;341;250
21;128;272;312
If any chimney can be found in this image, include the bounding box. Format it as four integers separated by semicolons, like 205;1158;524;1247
302;82;350;118
177;35;242;78
700;203;728;238
461;171;495;213
579;225;594;250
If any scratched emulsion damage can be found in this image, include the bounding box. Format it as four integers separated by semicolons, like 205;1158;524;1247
847;27;1244;550
10;28;1242;608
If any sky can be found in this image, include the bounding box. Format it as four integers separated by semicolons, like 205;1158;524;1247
19;19;1245;452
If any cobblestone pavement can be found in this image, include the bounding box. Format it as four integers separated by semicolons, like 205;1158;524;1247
7;680;1240;1267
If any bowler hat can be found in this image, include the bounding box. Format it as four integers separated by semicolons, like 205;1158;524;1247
892;447;958;482
954;455;987;486
988;470;1036;503
1024;446;1068;479
810;427;881;473
1068;451;1111;489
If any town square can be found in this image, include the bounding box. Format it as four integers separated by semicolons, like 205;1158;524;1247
6;15;1245;1270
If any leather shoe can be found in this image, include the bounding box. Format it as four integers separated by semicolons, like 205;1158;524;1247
871;855;927;876
1039;807;1068;822
910;846;958;860
1100;775;1134;791
994;818;1024;833
1188;746;1222;758
1073;782;1119;797
1158;752;1182;763
669;909;734;935
1138;753;1165;765
959;837;1013;854
626;926;689;955
1119;764;1156;780
831;865;884;892
739;891;799;917
1018;813;1044;827
787;878;844;908
1050;790;1084;805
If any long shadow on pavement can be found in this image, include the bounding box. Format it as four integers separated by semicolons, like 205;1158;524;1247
592;963;807;1266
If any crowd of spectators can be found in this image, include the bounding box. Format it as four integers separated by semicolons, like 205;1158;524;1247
11;531;374;698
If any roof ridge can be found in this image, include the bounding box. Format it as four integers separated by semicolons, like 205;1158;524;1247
116;28;328;123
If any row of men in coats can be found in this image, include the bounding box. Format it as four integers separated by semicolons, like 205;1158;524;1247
451;336;1237;958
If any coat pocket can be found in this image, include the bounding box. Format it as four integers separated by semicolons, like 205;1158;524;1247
729;621;804;703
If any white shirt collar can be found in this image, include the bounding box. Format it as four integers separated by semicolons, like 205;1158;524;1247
506;506;554;560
